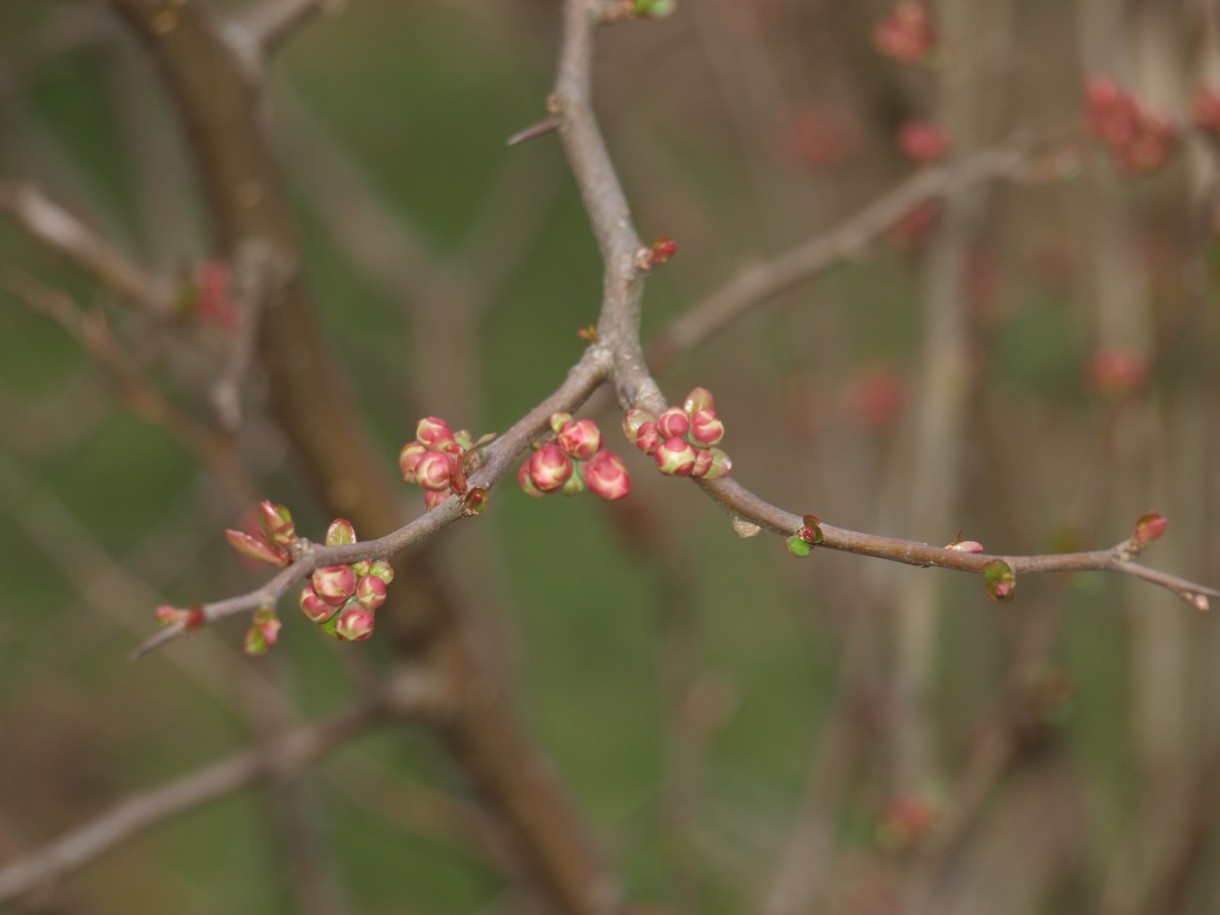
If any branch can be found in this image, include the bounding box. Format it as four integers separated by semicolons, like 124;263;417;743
0;180;174;317
0;673;443;905
232;0;343;68
545;1;1218;612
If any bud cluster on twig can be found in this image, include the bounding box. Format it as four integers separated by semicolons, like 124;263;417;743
519;413;631;501
623;386;732;480
400;416;495;516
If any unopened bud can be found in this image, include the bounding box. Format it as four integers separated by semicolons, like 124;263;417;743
415;450;455;492
655;437;696;476
326;518;356;546
300;585;338;623
584;449;631;501
226;529;287;566
356;574;388;611
243;608;281;657
657;407;690;439
946;539;984;553
335;605;376;642
549;412;573;435
786;534;812;557
415;416;455;449
982;560;1016;602
529;444;574;493
1133;512;1167;545
622;408;656;445
687;409;724;446
367;560;394;584
258;501;296;546
558;418;602;460
691;447;732;480
682;387;715;414
399;442;427;484
424;490;451;510
313;565;357;605
518;460;545;498
635;421;661;455
462;487;489;515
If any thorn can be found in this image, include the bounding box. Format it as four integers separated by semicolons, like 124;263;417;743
507;116;562;147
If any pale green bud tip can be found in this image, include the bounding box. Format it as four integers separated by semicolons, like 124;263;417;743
325;518;357;546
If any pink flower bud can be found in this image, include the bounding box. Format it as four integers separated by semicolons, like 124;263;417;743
258;501;296;546
300;585;338;623
691;447;732;480
335;605;375;642
313;565;357;606
874;1;935;64
622;408;656;445
356;574;388;611
682;387;715;414
549;412;573;435
424;490;451;510
518;460;545;498
415;450;455;492
399;442;427;484
982;560;1016;602
326;518;357;546
946;540;984;553
584;449;631;501
226;528;288;566
635;421;661;455
656;407;690;439
558;418;602;460
155;605;188;626
687;409;724;446
1089;348;1146;398
649;236;678;265
655;437;696;476
898;120;948;163
529;444;574;493
1134;512;1167;545
415;416;455;450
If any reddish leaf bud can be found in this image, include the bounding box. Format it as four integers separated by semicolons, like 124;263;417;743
243;608;281;657
623;408;657;445
226;529;287;566
549;412;573;435
946;540;985;553
786;534;812;557
1133;512;1167;545
558;418;603;460
656;407;690;439
399;442;427;484
584;449;631;501
682;387;715;415
462;486;489;515
335;605;375;642
424;490;451;510
982;560;1016;602
655;437;696;476
415;450;456;492
415;416;456;450
326;518;357;546
258;501;296;546
529;444;574;493
799;514;825;545
300;585;338;624
518;460;545;498
649;236;678;265
691;447;732;480
687;409;724;446
356;574;388;611
313;565;357;606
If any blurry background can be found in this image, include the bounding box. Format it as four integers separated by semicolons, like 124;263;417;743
1;0;1218;913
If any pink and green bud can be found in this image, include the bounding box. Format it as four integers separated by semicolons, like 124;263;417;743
352;559;370;576
635;421;661;455
300;585;338;623
947;539;984;553
786;534;812;557
561;469;586;496
657;407;690;439
462;486;489;516
335;605;375;642
558;418;602;460
367;560;394;584
454;428;474;452
1134;512;1167;545
798;514;824;545
683;387;715;415
356;574;388;611
549;412;573;435
518;460;545;498
982;560;1016;602
584;449;631;501
687;409;724;446
416;450;456;492
313;564;357;605
416;416;455;450
649;236;678;264
424;490;451;510
258;501;296;546
226;528;287;566
155;605;188;626
325;518;357;546
691;447;732;480
622;408;656;445
243;608;281;657
529;444;574;493
399;442;427;484
655;437;697;476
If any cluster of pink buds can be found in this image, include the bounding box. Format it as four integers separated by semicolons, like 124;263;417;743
519;413;631;501
1084;76;1178;175
898;120;949;164
297;519;394;644
623;387;732;480
874;2;935;65
400;417;494;515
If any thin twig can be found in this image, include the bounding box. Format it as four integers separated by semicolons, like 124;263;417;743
233;0;342;65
